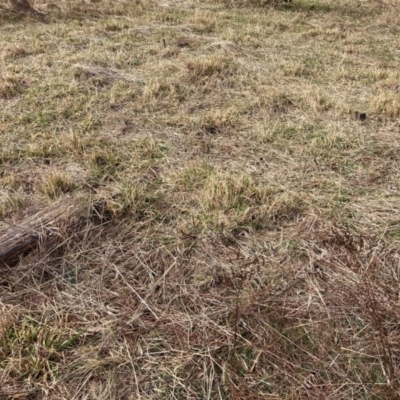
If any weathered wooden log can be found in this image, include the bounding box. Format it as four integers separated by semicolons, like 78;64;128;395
0;197;87;267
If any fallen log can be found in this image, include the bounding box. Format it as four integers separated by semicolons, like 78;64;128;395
0;197;87;267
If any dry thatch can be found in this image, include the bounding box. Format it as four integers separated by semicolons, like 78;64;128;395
1;0;400;398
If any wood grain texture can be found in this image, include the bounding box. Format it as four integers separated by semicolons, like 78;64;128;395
0;197;87;266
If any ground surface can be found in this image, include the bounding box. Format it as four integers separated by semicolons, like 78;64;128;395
1;0;400;398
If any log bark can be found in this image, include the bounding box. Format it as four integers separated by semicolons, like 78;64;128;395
0;197;87;267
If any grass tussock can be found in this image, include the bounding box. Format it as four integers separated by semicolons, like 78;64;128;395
2;0;400;398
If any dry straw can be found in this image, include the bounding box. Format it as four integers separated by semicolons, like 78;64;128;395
1;0;400;398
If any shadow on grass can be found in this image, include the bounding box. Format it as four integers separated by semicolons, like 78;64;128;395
221;0;373;19
0;1;145;25
278;0;373;18
0;5;47;23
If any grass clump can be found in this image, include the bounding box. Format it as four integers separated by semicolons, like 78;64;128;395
191;169;306;232
0;73;27;99
41;171;77;199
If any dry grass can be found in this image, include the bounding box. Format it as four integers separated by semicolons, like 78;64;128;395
1;0;400;398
